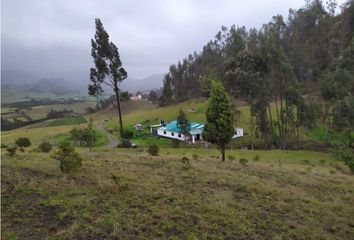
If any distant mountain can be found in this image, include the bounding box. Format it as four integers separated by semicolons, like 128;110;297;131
1;69;164;97
120;74;165;92
27;78;83;96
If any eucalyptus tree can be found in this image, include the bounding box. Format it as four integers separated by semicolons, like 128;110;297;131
88;18;127;138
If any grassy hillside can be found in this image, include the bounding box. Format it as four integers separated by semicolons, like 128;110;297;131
2;148;353;239
103;99;284;147
1;123;88;145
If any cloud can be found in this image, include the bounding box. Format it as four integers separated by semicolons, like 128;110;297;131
1;0;345;81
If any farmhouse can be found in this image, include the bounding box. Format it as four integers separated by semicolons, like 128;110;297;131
155;120;243;144
157;120;203;143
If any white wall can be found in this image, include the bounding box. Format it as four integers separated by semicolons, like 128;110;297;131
232;128;244;138
157;128;188;141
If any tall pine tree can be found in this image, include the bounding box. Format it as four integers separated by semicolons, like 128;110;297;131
203;81;235;161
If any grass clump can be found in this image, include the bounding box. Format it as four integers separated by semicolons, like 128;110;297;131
147;143;159;156
1;143;8;148
52;140;82;173
38;141;52;153
6;145;17;157
192;153;198;160
239;158;248;166
228;155;235;161
252;154;260;161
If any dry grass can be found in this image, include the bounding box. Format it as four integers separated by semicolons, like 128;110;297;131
2;148;354;239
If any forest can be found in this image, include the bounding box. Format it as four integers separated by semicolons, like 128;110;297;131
160;0;354;152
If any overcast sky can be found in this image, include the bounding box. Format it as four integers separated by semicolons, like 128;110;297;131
1;0;346;82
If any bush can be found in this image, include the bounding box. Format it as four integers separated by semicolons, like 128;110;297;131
70;128;96;150
38;141;52;153
1;144;8;148
52;141;82;173
192;154;198;160
252;155;260;161
6;145;17;156
340;150;354;174
239;158;248;166
303;159;310;165
228;155;235;161
147;143;159;156
121;129;134;139
117;139;132;148
15;137;31;148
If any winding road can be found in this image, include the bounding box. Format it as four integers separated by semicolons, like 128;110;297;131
96;123;118;148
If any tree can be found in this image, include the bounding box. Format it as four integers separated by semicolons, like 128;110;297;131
148;90;158;102
225;51;272;147
70;128;96;151
88;18;127;139
52;140;82;173
120;91;131;102
203;81;235;161
159;74;173;106
177;109;190;140
15;137;31;148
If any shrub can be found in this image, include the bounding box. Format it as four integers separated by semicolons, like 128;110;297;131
239;158;248;166
15;137;31;148
228;155;235;161
192;153;198;160
70;128;96;150
340;150;354;174
1;144;7;148
6;145;17;156
117;139;132;148
52;141;82;173
121;129;134;139
38;141;52;153
319;159;326;165
303;159;310;165
252;155;260;161
147;143;159;156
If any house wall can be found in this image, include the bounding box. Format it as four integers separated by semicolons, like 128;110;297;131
232;128;244;138
157;129;188;141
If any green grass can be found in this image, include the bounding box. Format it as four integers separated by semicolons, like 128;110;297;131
47;117;87;127
2;148;353;239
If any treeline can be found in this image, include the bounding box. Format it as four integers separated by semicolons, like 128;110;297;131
160;0;354;150
2;98;86;108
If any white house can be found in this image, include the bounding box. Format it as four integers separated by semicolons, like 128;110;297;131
131;94;142;100
157;120;204;143
155;120;243;144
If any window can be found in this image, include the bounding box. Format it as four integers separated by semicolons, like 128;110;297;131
171;132;174;136
178;134;181;138
163;131;166;134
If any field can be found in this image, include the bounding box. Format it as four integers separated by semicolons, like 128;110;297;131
46;116;88;127
2;148;354;239
1;102;96;123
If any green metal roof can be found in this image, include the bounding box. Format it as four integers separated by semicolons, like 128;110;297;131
162;120;204;134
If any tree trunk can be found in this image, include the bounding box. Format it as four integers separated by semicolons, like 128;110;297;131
267;103;274;149
221;144;225;162
114;85;124;138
